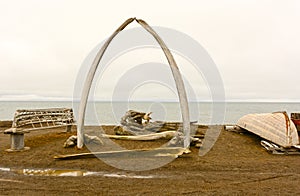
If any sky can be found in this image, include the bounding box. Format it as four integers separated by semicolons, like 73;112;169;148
0;0;299;102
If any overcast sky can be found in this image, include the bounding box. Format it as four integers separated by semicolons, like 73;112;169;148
0;0;299;102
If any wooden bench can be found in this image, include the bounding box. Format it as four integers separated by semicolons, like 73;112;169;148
4;108;75;152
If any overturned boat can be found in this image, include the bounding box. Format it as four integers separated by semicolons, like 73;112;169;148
237;111;299;148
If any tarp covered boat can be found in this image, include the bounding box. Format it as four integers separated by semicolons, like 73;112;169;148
237;111;299;148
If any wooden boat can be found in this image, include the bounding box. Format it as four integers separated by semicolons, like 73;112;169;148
237;111;299;148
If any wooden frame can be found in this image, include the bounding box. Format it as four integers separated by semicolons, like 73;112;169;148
4;108;75;151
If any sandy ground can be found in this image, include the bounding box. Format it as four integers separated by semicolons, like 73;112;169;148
0;122;299;195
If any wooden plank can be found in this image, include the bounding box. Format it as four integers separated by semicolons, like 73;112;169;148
261;140;300;155
17;119;73;127
3;128;30;134
54;147;190;160
21;124;74;132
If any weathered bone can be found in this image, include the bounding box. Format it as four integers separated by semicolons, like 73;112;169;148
64;134;103;148
77;18;190;148
100;131;177;141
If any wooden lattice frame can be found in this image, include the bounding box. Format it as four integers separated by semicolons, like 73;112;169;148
7;108;74;133
4;108;75;151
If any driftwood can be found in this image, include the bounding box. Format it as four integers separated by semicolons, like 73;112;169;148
111;110;201;147
54;147;190;160
121;110;152;125
63;132;176;148
61;109;202;149
116;110;197;135
101;131;201;147
118;110;157;135
63;131;202;149
224;125;245;133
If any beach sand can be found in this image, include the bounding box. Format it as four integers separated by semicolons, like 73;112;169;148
0;122;299;195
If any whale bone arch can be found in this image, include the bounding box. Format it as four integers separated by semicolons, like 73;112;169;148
77;18;190;148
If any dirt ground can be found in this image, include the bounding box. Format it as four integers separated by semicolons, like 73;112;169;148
0;122;299;195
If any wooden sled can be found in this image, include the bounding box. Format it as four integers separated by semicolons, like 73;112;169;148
261;140;300;155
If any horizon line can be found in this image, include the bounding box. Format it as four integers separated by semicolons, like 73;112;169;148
0;99;300;103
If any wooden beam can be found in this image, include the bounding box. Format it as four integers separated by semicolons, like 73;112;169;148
54;147;190;160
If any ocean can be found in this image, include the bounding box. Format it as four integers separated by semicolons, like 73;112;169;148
0;101;299;125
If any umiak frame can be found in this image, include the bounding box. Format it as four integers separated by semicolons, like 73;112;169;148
4;108;75;151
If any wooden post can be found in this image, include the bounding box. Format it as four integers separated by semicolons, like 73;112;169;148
66;125;72;132
6;133;30;152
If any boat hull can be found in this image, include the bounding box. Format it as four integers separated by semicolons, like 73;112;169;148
237;112;299;148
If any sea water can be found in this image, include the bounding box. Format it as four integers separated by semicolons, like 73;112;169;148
0;101;299;125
